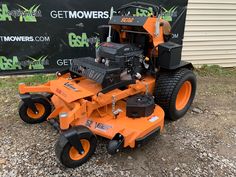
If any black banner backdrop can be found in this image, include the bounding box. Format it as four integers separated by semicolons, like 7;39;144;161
0;0;188;75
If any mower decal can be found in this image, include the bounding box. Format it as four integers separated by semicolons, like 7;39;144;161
149;116;159;123
88;70;102;82
95;122;112;132
64;82;79;92
109;16;147;27
50;78;96;103
85;120;93;128
121;17;134;23
85;120;112;132
101;42;115;47
56;88;67;97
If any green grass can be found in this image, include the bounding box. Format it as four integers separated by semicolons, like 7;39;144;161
0;65;235;89
195;65;236;77
0;74;55;88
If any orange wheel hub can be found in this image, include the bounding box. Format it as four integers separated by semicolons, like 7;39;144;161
27;103;45;119
69;139;90;161
176;81;192;111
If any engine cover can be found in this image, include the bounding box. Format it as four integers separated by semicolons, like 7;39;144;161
99;42;142;57
97;42;143;69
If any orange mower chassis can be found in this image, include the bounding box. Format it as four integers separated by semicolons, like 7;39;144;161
19;75;165;148
16;1;198;169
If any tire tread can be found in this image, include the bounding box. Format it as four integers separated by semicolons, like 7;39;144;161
155;68;196;120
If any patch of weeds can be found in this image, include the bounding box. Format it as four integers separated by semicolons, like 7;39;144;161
0;74;55;89
196;65;236;77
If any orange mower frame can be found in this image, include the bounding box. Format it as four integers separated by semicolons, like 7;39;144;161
19;75;164;149
17;2;196;168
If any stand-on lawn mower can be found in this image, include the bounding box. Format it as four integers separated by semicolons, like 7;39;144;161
18;2;196;168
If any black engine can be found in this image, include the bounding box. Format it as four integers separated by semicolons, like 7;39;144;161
70;42;145;92
96;42;144;74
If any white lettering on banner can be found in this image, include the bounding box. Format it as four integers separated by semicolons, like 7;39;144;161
69;11;77;18
0;36;50;42
50;10;109;19
57;11;64;18
57;59;73;66
50;11;57;18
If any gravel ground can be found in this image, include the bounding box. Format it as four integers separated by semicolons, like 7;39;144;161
0;75;235;177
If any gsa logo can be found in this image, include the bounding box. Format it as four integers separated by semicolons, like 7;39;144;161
0;4;42;22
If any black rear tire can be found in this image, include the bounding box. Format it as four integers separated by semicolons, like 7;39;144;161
154;68;197;121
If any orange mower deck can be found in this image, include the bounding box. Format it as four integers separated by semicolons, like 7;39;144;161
19;75;164;148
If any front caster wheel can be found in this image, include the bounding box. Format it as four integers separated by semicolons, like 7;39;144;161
55;126;97;168
107;140;121;155
107;133;124;155
18;94;52;124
